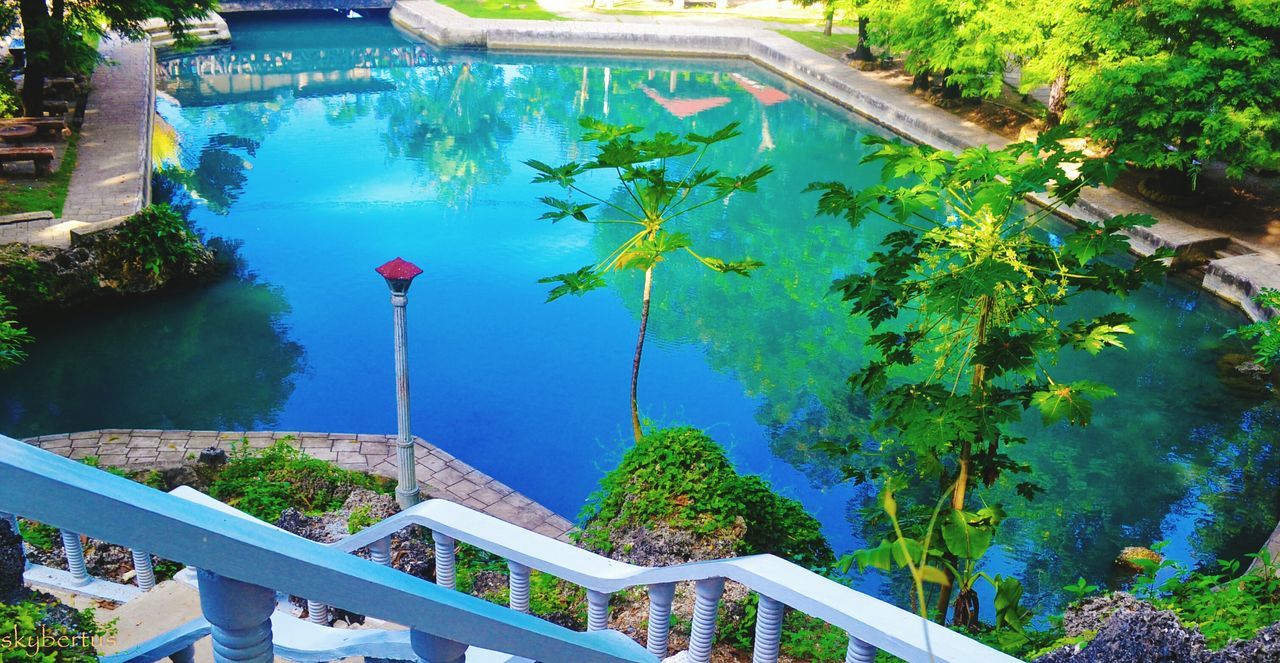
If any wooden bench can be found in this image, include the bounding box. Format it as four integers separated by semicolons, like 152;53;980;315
0;117;67;140
0;147;55;176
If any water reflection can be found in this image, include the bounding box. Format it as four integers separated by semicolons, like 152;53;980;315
0;277;305;436
83;14;1280;615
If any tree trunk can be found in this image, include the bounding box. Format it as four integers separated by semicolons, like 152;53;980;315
940;69;962;101
955;295;994;511
823;4;834;37
851;16;873;61
1046;70;1068;127
630;267;654;442
19;0;49;117
49;0;66;76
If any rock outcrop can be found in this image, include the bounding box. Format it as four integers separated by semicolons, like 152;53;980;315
1036;593;1280;662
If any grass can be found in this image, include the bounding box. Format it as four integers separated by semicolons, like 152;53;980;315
0;133;79;217
434;0;566;20
777;29;862;58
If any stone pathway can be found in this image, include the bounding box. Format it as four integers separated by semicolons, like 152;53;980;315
24;430;574;541
60;37;153;225
1;35;152;248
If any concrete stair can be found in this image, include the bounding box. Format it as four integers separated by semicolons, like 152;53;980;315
142;14;231;51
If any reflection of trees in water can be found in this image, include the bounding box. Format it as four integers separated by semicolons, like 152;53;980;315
1192;403;1280;564
160;134;261;216
375;62;513;208
575;72;1278;612
0;277;305;437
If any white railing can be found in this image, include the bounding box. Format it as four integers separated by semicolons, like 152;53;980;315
0;434;1022;663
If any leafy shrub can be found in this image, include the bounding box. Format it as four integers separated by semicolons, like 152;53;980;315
0;599;115;661
0;292;30;369
208;439;393;523
1135;552;1280;649
0;246;55;307
106;204;209;286
578;427;832;567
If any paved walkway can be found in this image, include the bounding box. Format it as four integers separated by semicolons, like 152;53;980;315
3;36;154;249
61;37;153;224
24;430;575;541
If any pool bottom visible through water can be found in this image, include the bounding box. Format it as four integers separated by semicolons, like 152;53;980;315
2;10;1277;617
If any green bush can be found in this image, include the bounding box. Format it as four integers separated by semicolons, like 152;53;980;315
208;439;393;523
0;599;115;661
0;292;30;369
578;427;832;567
107;204;209;286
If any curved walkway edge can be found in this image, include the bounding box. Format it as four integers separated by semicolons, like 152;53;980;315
389;0;1280;321
23;429;575;541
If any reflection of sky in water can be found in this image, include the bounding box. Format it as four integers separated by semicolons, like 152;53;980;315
2;10;1277;615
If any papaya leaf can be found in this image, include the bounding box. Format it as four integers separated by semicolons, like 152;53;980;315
537;266;606;302
1030;380;1117;425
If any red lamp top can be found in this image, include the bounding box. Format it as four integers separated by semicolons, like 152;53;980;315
376;257;423;281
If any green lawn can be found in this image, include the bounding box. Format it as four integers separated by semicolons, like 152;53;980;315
434;0;565;20
0;133;79;217
777;30;861;58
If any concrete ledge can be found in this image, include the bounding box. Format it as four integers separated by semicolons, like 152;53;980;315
387;0;1280;320
69;214;131;246
1204;253;1280;320
219;0;394;10
0;211;55;226
24;564;144;603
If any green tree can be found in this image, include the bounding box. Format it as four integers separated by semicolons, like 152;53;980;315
527;118;772;441
807;130;1169;625
1065;0;1280;181
18;0;215;116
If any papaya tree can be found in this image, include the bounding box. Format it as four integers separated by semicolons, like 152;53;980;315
808;129;1170;625
527;118;771;442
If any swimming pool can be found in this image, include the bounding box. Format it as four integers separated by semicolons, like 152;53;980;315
2;10;1275;613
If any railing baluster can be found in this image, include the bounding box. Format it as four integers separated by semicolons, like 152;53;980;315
410;629;467;663
369;535;392;566
169;645;195;663
196;569;275;663
845;634;876;662
508;560;531;613
688;578;725;663
307;599;330;625
752;594;784;663
59;530;90;586
130;549;156;591
586;589;611;632
646;582;676;657
433;531;456;590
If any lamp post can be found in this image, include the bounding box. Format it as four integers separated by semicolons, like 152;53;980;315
376;257;424;509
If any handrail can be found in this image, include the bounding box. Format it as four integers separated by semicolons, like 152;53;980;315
0;435;651;663
335;497;1022;663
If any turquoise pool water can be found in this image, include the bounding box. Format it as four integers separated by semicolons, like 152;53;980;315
2;11;1277;614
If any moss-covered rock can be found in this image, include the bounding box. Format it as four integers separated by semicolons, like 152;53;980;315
578;426;833;568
